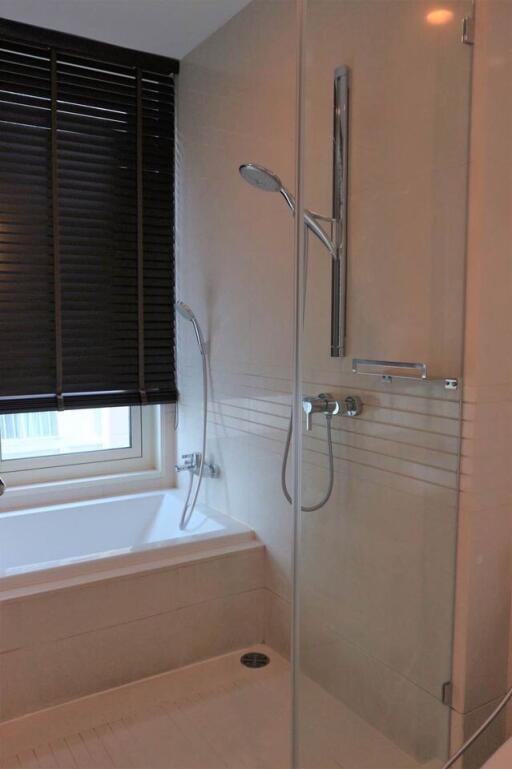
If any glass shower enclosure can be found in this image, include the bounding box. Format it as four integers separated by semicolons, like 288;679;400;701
293;1;473;766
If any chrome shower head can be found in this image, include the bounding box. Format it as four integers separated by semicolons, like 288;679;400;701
239;163;284;193
176;301;196;322
239;162;336;258
176;300;206;356
239;163;296;214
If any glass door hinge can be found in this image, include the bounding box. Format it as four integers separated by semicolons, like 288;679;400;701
462;16;475;45
442;681;453;706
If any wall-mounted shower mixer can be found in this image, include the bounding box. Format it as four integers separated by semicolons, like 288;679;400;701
280;393;363;513
302;393;339;431
302;393;363;431
175;452;220;479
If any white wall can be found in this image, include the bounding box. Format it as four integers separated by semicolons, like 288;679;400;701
0;0;252;59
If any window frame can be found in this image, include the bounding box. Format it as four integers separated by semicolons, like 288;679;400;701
0;406;142;471
0;405;161;488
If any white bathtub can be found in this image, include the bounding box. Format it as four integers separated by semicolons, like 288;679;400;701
0;489;254;597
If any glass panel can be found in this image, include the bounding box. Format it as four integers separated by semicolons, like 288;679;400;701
294;1;473;767
0;407;131;460
175;6;299;763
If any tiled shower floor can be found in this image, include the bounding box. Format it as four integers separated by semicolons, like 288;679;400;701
0;645;438;769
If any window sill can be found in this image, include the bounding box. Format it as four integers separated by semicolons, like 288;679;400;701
0;465;175;514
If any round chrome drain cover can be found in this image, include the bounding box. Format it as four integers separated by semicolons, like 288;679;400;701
240;652;270;669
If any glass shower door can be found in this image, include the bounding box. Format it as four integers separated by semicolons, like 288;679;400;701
294;1;473;766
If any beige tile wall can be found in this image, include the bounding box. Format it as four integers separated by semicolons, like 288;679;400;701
450;2;512;767
176;0;297;637
297;3;471;762
302;0;472;381
297;378;461;762
0;545;265;720
177;0;472;764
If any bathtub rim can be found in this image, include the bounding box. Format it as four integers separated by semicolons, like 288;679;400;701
0;488;256;600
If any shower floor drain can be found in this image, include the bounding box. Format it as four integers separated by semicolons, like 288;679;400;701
240;651;270;669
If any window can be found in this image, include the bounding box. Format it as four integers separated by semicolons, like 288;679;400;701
0;20;178;494
0;407;132;461
0;404;165;491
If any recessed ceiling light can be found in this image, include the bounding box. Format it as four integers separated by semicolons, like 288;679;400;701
426;8;455;25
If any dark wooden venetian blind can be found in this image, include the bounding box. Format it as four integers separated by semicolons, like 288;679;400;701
0;19;178;413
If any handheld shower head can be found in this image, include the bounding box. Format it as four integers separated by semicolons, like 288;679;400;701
239;163;295;213
239;162;336;258
239;163;283;193
176;300;205;355
176;300;196;322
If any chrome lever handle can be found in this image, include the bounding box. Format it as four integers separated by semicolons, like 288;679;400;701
302;393;339;432
302;393;363;431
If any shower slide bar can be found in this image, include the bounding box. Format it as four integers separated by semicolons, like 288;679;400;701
331;65;349;358
351;358;458;390
239;65;349;359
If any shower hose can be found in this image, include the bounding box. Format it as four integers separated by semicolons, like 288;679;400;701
281;412;335;512
179;335;208;530
278;222;336;513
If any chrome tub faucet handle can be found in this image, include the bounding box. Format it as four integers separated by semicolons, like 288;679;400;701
174;453;220;479
174;453;200;473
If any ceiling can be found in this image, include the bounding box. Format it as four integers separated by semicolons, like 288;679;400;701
0;0;253;59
